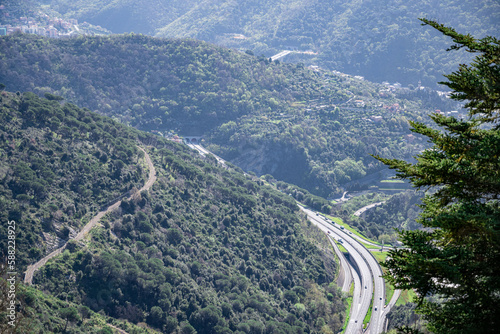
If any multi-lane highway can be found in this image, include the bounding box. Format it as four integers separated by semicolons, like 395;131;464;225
301;208;377;333
186;142;397;333
300;207;396;334
329;236;353;293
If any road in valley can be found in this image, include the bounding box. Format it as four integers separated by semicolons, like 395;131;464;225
187;142;226;166
271;50;292;61
353;201;386;217
329;236;353;293
24;146;156;285
301;207;397;334
187;143;398;333
301;208;374;333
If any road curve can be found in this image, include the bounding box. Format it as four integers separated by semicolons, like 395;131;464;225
302;208;372;334
106;323;130;334
24;146;156;285
378;288;402;332
185;143;397;333
353;201;386;217
329;236;353;293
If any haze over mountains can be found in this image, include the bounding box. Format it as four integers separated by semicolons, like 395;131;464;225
43;0;500;88
3;1;495;197
1;1;498;333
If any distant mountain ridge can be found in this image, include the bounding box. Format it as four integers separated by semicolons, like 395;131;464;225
43;0;499;88
0;33;457;197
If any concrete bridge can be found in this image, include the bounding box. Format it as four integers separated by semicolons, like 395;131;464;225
183;136;203;144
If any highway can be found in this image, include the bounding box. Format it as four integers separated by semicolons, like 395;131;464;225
300;207;394;334
187;142;226;166
301;208;375;333
270;50;318;61
270;50;292;61
186;142;397;333
329;236;353;293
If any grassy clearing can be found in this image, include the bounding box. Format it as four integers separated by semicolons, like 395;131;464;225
375;253;395;303
340;282;355;333
371;250;389;263
378;269;416;307
335;240;348;253
326;215;382;246
370;251;397;305
396;289;417;306
386;281;395;304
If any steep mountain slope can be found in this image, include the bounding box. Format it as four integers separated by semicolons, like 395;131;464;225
42;0;499;88
1;91;345;333
0;275;158;333
0;34;456;197
0;34;331;133
1;34;456;197
0;91;149;268
41;0;199;34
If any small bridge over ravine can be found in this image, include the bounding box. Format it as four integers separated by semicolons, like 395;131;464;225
182;136;203;144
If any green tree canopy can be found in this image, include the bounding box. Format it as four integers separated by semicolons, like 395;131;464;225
374;19;500;334
59;307;79;332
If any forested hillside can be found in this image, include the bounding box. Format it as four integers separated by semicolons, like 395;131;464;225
0;91;148;268
0;33;457;197
42;0;499;88
0;274;158;333
0;34;331;133
0;91;346;333
337;190;423;243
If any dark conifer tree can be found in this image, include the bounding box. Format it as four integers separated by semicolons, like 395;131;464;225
374;19;500;334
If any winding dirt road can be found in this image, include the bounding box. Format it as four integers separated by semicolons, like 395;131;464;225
24;146;156;285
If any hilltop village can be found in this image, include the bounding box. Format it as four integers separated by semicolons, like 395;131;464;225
0;5;109;37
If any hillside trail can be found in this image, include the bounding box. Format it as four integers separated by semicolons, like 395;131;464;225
24;146;156;285
106;323;130;334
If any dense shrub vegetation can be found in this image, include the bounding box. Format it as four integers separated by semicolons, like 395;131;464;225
0;270;155;333
0;33;458;197
35;136;347;333
0;91;346;333
0;33;329;133
337;190;423;243
43;0;499;88
0;91;147;268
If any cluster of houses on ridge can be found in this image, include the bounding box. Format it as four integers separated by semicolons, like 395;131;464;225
0;10;79;38
0;5;109;38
